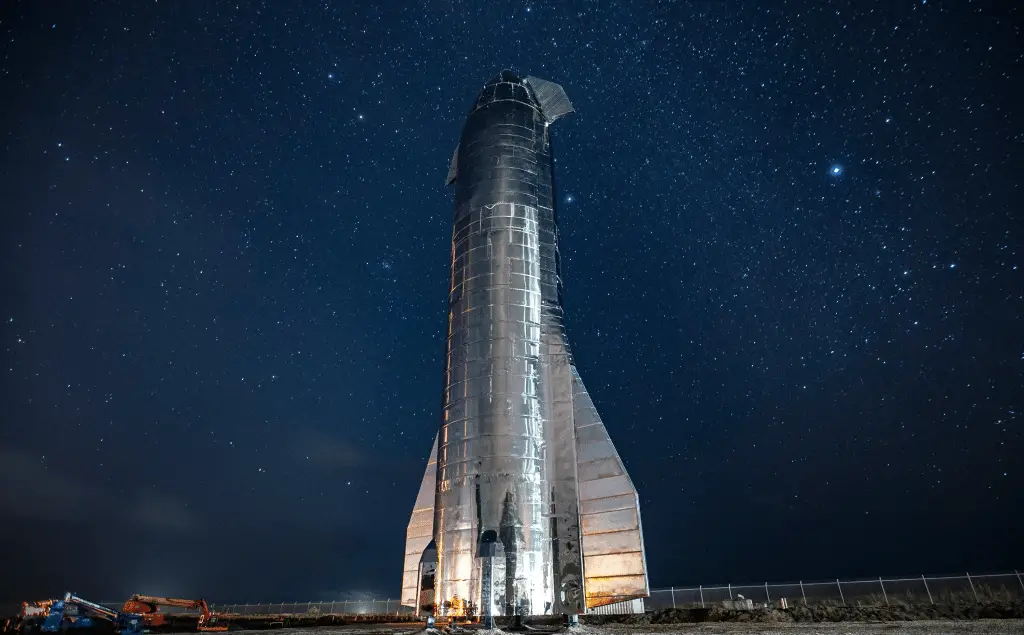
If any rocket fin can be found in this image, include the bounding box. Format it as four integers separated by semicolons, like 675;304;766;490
445;146;458;186
401;433;438;608
571;365;650;609
545;351;586;614
523;76;574;123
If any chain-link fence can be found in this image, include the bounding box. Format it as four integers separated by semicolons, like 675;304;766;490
207;571;1024;616
646;571;1024;609
7;571;1018;618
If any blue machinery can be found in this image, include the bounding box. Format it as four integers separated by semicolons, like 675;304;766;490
41;594;144;634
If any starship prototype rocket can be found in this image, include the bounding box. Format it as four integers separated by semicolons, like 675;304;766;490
401;72;649;618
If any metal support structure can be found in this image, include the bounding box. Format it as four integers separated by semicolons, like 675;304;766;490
836;580;846;605
728;583;733;600
1016;570;1024;592
799;581;806;605
922;575;934;604
966;572;978;602
879;577;889;606
765;582;771;603
670;587;676;608
699;585;705;608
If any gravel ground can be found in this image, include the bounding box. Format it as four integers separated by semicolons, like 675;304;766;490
231;623;1024;635
581;622;1024;635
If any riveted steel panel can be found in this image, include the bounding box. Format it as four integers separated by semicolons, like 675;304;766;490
578;474;633;501
572;366;649;608
581;508;638;535
578;457;627;482
581;529;644;556
402;435;439;607
580;493;637;515
577;440;617;463
587;598;645;615
583;552;646;578
585;574;649;605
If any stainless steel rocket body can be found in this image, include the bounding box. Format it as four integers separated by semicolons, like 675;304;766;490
436;72;558;617
401;72;649;618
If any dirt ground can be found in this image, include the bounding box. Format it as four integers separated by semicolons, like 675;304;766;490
231;623;1024;635
571;622;1024;635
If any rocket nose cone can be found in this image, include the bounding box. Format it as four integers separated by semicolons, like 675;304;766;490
486;70;524;86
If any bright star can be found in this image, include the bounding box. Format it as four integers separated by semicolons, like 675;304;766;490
830;164;843;176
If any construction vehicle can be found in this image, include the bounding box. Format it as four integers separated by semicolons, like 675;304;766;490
120;597;226;632
40;594;144;635
3;600;97;634
3;601;59;634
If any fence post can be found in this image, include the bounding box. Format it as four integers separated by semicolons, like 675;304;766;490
1016;570;1024;592
837;580;846;605
670;587;676;608
244;603;249;615
765;582;771;603
922;575;934;604
799;581;806;605
699;585;705;608
879;577;889;606
966;572;978;602
728;583;733;600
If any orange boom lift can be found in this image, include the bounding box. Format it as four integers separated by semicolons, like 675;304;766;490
121;596;227;632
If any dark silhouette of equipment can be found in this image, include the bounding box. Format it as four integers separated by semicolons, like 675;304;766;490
121;596;227;632
3;601;56;633
41;594;144;634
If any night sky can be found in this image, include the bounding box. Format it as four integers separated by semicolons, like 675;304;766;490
2;0;1021;605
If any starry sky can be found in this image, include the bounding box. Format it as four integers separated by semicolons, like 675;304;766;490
2;0;1021;605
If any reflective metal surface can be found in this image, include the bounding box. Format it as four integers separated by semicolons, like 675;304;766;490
401;71;647;616
401;434;437;609
572;366;650;608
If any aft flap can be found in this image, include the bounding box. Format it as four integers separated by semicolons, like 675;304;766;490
571;365;649;609
400;434;438;608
